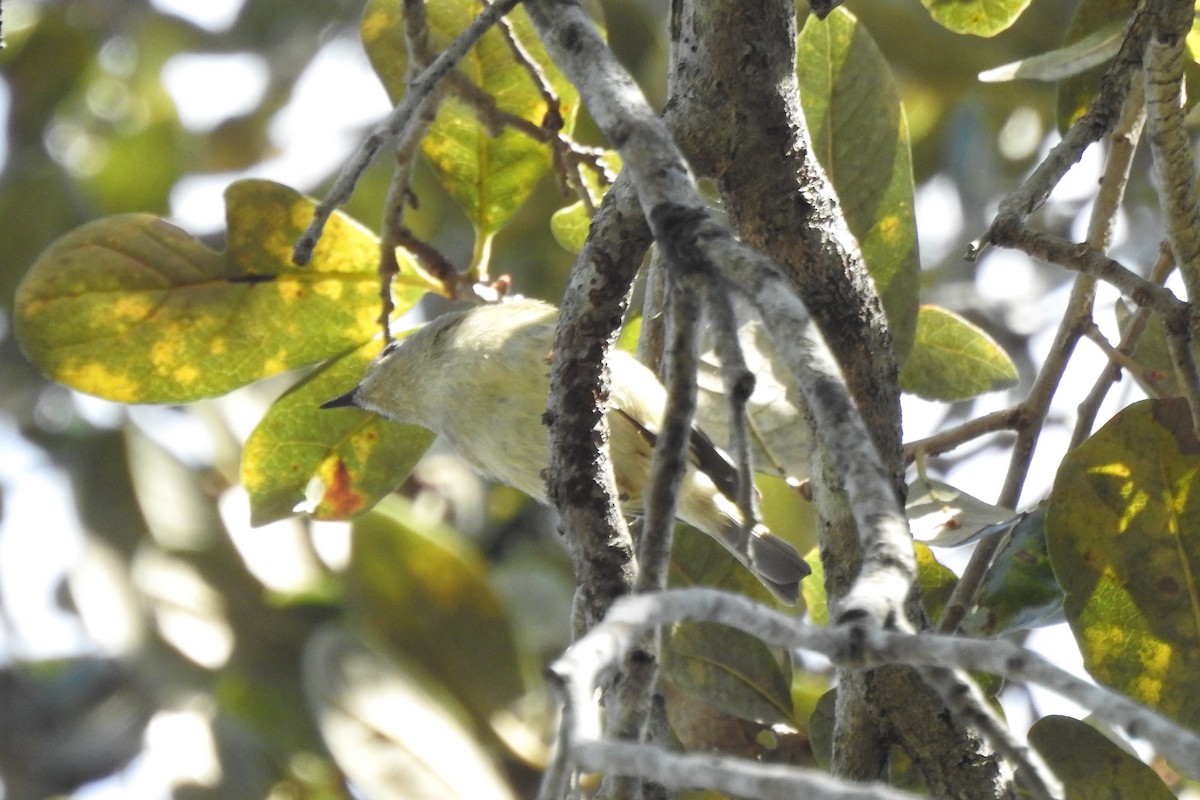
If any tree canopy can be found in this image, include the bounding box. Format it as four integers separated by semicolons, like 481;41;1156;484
2;1;1200;799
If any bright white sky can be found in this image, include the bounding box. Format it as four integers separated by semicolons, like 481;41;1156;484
0;0;1164;796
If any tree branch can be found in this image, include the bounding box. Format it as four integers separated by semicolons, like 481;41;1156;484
545;588;1200;797
544;170;649;636
969;1;1152;254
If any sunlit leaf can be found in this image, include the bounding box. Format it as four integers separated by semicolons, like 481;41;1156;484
661;622;794;726
800;545;828;626
241;340;436;526
921;0;1032;37
345;497;528;728
15;180;430;403
361;0;579;241
915;542;957;623
550;151;622;253
899;305;1018;401
979;21;1124;83
1046;398;1200;730
304;628;516;800
907;476;1013;546
1026;716;1174;799
798;10;920;362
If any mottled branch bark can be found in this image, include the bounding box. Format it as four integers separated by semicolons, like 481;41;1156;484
664;3;1017;795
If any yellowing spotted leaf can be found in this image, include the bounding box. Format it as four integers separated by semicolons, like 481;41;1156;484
1046;398;1200;730
15;179;429;403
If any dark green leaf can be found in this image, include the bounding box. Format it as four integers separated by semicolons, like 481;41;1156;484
1027;715;1174;799
962;507;1065;635
661;622;794;726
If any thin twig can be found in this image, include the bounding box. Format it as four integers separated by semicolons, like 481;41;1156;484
1073;245;1174;446
389;224;463;295
293;0;522;265
637;247;669;378
704;283;759;548
939;60;1151;633
990;221;1190;320
968;2;1153;257
375;0;444;338
636;276;703;594
1083;323;1157;378
902;408;1023;463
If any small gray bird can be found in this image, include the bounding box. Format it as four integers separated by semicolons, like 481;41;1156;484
322;298;810;602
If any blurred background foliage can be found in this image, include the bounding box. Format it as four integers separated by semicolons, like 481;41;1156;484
0;0;1166;797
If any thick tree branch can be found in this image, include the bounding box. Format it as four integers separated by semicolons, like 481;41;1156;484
663;2;1018;792
544;170;649;635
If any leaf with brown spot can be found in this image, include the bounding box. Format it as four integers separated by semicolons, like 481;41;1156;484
241;339;435;526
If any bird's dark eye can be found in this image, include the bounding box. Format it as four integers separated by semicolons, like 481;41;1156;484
380;340;404;358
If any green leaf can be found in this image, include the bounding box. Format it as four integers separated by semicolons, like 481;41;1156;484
361;0;579;241
550;151;622;253
345;496;528;728
1046;398;1200;730
921;0;1032;37
899;305;1018;401
14;179;430;403
800;545;828;626
979;21;1124;83
241;340;436;526
1026;716;1175;799
797;10;920;362
661;622;794;726
304;628;516;800
915;542;958;623
669;526;785;609
962;507;1065;635
808;688;837;769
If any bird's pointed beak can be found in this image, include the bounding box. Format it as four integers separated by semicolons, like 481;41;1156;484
320;387;361;410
